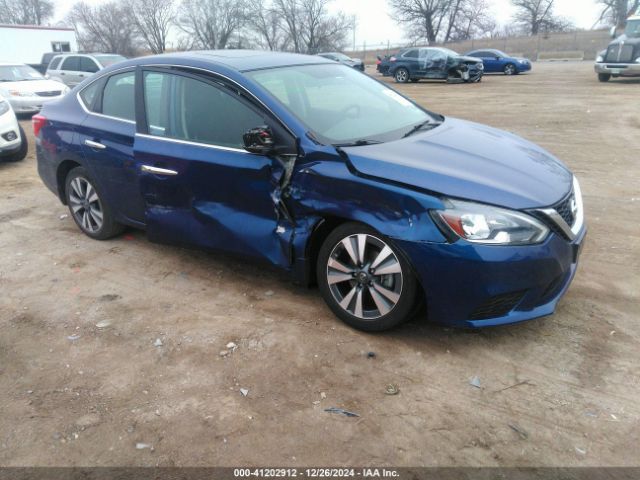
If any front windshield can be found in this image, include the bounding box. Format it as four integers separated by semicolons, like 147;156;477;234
333;53;351;61
95;55;127;67
247;64;434;144
624;19;640;38
0;65;43;82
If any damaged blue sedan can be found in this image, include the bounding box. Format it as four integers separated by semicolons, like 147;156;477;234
35;51;586;331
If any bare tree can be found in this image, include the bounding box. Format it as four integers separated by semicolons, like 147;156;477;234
388;0;457;44
246;0;290;50
596;0;639;28
274;0;352;53
178;0;248;49
511;0;572;35
0;0;54;25
66;1;140;56
131;0;175;54
450;0;496;41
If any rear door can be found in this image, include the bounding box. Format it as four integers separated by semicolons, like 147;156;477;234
78;57;100;83
59;56;82;86
76;69;146;224
134;67;297;267
400;49;420;76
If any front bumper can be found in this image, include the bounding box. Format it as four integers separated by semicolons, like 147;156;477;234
7;95;62;114
0;113;21;155
518;62;532;72
594;62;640;76
397;227;586;328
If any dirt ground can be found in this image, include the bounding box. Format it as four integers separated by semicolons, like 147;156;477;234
0;61;639;467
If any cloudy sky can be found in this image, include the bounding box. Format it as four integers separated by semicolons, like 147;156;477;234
52;0;602;47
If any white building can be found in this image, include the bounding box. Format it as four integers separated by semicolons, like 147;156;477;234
0;24;78;65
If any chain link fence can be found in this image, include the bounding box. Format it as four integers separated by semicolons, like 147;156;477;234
347;29;611;64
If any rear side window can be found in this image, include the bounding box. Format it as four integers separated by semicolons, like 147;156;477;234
102;72;135;122
142;71;264;149
403;49;418;58
80;57;99;73
48;57;62;70
61;56;80;71
79;81;102;112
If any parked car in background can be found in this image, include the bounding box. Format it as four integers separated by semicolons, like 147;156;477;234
0;63;69;115
29;52;61;75
387;47;483;83
46;53;127;87
0;95;27;161
35;50;585;332
317;52;365;71
594;13;640;82
464;49;532;75
376;54;394;75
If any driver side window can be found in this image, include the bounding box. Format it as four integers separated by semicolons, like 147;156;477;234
143;71;265;149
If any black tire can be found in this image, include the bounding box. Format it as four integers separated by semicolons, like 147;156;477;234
316;222;419;332
504;63;517;75
64;166;124;240
598;73;611;82
394;67;410;83
5;125;28;162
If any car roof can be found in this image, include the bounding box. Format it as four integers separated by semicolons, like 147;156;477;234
0;62;28;66
119;50;334;72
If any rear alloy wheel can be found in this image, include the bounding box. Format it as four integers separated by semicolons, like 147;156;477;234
598;73;611;82
504;63;517;75
317;223;418;331
65;167;124;240
395;68;410;83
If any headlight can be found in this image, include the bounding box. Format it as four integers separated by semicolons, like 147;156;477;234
8;90;34;97
0;100;9;116
596;55;604;62
636;57;640;63
519;59;527;63
432;199;550;245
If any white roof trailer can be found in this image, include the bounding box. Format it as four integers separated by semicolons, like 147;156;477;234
0;24;77;65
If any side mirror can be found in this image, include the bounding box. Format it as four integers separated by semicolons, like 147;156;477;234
610;26;617;38
243;126;275;155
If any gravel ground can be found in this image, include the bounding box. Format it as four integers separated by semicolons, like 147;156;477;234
0;61;638;467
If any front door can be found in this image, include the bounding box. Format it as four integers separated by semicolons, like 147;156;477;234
134;67;297;267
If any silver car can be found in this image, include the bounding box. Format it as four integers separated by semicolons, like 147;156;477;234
0;63;69;115
46;53;127;87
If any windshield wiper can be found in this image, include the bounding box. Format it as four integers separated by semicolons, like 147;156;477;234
403;119;441;138
333;139;383;147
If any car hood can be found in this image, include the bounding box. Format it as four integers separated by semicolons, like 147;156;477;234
0;79;66;94
341;117;573;210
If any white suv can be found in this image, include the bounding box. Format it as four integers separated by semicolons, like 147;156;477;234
46;54;127;87
0;95;27;162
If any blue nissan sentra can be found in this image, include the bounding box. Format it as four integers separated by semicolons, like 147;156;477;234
34;51;585;331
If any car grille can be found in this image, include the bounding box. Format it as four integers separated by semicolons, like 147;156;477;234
36;91;62;97
468;291;526;320
605;44;635;63
552;191;576;228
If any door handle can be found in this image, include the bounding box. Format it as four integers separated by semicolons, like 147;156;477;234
84;139;106;149
141;165;178;176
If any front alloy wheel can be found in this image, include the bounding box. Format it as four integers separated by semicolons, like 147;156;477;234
504;63;517;75
317;223;418;331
